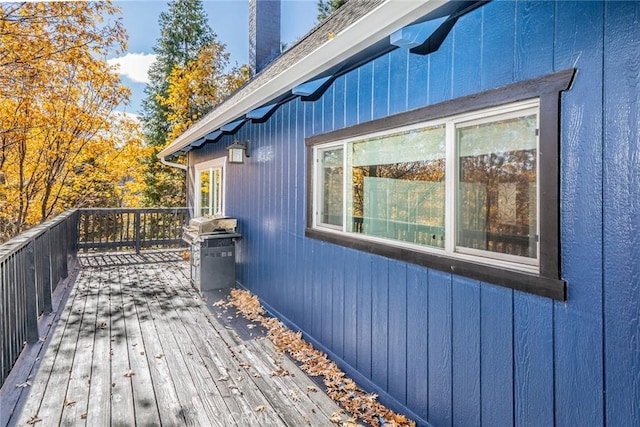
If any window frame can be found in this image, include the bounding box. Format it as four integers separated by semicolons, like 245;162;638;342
305;69;575;300
194;157;226;217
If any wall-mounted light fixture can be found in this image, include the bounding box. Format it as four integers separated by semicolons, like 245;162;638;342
228;140;250;164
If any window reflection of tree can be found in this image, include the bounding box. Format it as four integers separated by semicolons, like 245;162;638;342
459;149;536;257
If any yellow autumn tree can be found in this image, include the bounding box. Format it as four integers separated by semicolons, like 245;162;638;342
160;42;249;141
0;2;147;242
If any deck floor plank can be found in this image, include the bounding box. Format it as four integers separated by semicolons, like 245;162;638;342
109;264;137;427
85;268;112;427
127;265;187;426
156;266;285;426
6;251;348;427
131;264;218;427
120;266;162;426
59;268;100;426
16;266;88;426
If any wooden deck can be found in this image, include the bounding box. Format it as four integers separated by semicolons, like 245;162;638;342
2;251;347;426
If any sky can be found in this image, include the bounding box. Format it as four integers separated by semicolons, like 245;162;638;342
107;0;319;117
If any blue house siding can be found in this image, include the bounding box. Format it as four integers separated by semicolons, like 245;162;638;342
190;2;639;425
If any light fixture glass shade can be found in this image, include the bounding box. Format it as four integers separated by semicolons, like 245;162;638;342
228;142;246;164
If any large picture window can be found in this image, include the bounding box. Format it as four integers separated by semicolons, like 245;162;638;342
314;101;538;272
306;69;574;300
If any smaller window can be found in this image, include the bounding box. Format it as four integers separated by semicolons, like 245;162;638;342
195;158;226;216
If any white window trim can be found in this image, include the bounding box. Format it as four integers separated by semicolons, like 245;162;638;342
195;157;227;217
312;99;540;274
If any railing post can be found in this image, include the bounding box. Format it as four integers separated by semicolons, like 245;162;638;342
134;210;141;254
25;241;39;343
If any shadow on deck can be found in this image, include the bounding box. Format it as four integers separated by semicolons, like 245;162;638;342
1;250;346;426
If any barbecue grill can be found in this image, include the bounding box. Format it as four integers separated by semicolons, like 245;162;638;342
182;216;241;292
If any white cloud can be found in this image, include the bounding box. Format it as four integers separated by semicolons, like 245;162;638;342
111;110;141;123
108;53;157;84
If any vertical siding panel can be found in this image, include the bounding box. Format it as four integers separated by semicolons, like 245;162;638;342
345;69;359;127
332;246;345;359
372;54;389;120
321;243;333;347
514;295;554;427
388;48;408;115
313;243;326;342
514;0;555;81
480;0;515;90
358;62;373;124
333;74;346;130
452;7;482;98
313;97;323;135
603;2;640;425
371;256;389;391
406;265;428;421
427;270;452;427
294;98;305;326
303;102;315;333
554;2;605;425
388;262;407;405
342;249;358;367
427;27;453;104
407;51;428;111
323;85;334;133
452;277;480;427
356;254;373;379
480;285;514;426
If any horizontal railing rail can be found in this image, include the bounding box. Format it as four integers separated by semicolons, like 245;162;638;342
0;209;78;387
77;208;189;254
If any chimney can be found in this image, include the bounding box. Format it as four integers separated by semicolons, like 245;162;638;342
249;0;281;76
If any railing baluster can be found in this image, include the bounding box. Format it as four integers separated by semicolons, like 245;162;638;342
135;210;141;254
25;241;39;343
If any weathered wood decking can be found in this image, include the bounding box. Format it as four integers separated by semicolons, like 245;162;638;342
2;251;347;426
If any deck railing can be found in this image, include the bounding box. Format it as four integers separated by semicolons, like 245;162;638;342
0;207;188;387
0;210;78;386
78;208;188;253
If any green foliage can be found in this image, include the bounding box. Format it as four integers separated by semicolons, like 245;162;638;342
316;0;348;21
141;0;216;207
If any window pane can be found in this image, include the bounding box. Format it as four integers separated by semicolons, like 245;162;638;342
212;168;222;215
457;113;537;259
200;170;210;216
319;147;344;227
347;125;446;248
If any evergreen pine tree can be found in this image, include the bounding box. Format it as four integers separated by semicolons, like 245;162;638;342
141;0;216;207
316;0;348;22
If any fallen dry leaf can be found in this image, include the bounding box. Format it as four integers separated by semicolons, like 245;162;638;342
15;381;32;388
329;411;343;424
64;399;76;407
213;299;226;307
228;288;416;427
288;389;301;402
26;415;42;425
252;373;262;378
307;385;318;393
80;413;87;419
155;352;164;359
123;370;135;378
238;362;251;369
255;405;266;413
271;367;289;377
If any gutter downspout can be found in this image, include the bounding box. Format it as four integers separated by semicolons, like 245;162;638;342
160;155;187;170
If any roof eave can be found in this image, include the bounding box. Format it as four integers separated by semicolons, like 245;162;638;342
158;0;449;160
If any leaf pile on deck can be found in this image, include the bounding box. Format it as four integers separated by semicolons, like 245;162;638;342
228;289;415;427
